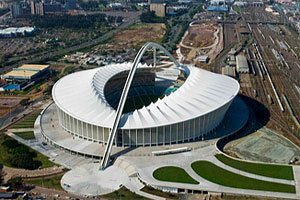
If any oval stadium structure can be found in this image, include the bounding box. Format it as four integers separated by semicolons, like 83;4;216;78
52;43;240;147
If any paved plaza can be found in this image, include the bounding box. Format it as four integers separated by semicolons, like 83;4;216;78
224;127;300;164
61;164;129;196
40;97;248;158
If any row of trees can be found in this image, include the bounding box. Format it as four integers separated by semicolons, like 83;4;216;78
30;14;112;29
78;0;107;11
140;11;166;23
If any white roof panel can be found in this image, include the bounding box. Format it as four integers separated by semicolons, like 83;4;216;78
52;63;239;129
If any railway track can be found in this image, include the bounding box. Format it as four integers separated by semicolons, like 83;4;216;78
251;27;290;129
253;25;300;132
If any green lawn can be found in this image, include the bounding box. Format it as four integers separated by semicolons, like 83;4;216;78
0;135;56;169
63;66;73;74
153;166;199;184
13;131;35;140
103;186;149;200
35;151;56;168
191;161;295;193
215;154;294;180
12;109;42;129
25;175;63;190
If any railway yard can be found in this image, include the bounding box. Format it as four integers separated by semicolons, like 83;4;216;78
216;5;300;148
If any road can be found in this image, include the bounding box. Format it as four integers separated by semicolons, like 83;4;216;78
0;97;46;131
0;12;140;74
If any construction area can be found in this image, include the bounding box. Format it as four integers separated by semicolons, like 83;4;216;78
91;23;166;58
178;22;223;66
0;97;23;118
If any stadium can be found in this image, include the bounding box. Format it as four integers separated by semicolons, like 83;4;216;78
51;43;240;148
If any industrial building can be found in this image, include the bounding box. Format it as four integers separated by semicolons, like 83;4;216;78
236;55;249;73
0;27;35;38
1;64;50;91
149;0;166;17
229;55;236;66
207;5;229;12
2;64;50;81
222;66;236;78
198;56;209;63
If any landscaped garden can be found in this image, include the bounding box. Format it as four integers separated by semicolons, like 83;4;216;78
0;135;55;169
25;174;64;190
12;109;42;129
153;166;199;184
191;160;295;193
215;154;294;180
13;131;35;140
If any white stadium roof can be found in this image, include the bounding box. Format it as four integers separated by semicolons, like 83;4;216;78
52;63;239;129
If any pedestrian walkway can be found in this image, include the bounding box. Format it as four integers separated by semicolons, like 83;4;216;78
8;128;34;132
293;166;300;197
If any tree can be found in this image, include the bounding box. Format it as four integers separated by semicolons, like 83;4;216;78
7;177;23;190
20;98;29;106
140;11;166;23
2;139;19;149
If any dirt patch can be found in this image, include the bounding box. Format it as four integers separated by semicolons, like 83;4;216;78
179;21;223;65
0;97;23;117
182;23;216;48
0;97;21;107
110;23;166;49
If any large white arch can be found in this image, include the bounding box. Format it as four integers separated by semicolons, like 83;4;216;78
100;42;182;169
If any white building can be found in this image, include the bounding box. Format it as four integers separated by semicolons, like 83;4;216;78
236;55;249;73
0;27;36;37
52;61;239;146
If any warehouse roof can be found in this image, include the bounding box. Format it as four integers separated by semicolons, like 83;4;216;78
4;70;37;78
3;64;50;79
236;55;249;73
18;64;49;71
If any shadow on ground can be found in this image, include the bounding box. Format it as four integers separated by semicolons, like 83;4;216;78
217;94;270;151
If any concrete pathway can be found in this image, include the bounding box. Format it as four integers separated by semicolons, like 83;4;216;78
8;128;34;132
125;145;299;200
293;165;300;197
61;164;129;196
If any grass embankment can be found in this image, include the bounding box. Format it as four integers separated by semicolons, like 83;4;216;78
103;186;149;200
153;166;199;184
191;161;295;193
141;186;179;199
0;135;55;169
11;83;43;95
12;109;42;129
25;175;63;190
215;154;294;180
13;131;35;140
